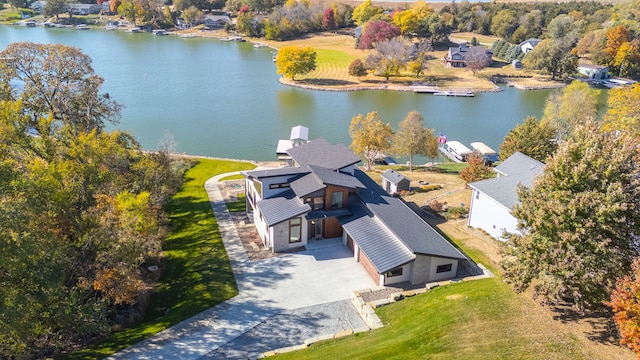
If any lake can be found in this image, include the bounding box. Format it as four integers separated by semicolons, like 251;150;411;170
1;25;552;161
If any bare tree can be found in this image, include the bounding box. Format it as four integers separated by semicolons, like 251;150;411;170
365;37;412;81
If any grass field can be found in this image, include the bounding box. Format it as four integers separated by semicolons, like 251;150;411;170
64;158;255;359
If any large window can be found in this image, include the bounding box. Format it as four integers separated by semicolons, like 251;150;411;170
331;191;343;208
289;218;301;243
436;264;452;273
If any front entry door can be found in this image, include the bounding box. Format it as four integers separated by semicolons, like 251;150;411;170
310;219;323;239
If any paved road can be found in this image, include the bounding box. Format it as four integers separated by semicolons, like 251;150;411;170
109;172;375;360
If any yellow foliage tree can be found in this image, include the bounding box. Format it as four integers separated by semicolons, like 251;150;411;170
602;83;640;134
349;111;393;171
275;46;317;81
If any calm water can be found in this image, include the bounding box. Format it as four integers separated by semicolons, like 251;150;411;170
1;26;551;161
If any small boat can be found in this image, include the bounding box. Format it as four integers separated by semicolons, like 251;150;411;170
179;33;196;38
105;23;117;30
75;24;89;30
128;27;142;33
253;43;266;48
152;29;168;36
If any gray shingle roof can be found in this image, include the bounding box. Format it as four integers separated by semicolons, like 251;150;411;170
494;152;544;177
287;138;361;170
307;209;351;220
290;173;325;198
256;190;310;226
381;169;409;184
341;205;415;273
470;152;544;209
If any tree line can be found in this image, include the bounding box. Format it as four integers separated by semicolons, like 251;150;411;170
0;42;190;358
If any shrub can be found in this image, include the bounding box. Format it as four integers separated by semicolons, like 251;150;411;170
428;200;444;212
420;184;442;192
445;206;468;219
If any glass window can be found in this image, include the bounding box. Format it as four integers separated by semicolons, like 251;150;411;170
386;268;403;277
436;264;452;273
313;197;323;210
331;191;343;208
289;218;301;243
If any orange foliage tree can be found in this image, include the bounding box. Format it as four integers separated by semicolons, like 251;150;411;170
606;257;640;357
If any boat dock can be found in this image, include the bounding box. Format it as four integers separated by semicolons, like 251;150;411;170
433;90;474;97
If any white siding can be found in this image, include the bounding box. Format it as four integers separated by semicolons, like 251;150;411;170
383;263;412;285
428;257;459;282
260;175;296;199
467;189;518;240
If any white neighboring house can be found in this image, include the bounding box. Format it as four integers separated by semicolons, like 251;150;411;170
519;38;542;54
577;63;610;79
30;1;46;13
467;152;544;240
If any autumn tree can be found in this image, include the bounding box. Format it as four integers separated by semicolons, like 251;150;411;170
275;46;317;81
500;116;557;162
322;7;337;30
357;20;400;50
182;5;204;26
348;58;367;79
0;42;122;137
502;121;640;313
606;257;640;357
365;37;412;81
408;39;431;78
459;152;493;183
523;38;578;80
349;111;393;171
466;48;492;75
490;9;518;40
44;0;68;19
391;110;438;172
602;83;640;134
351;0;383;26
540;80;600;141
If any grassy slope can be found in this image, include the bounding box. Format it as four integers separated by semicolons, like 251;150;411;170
65;158;255;359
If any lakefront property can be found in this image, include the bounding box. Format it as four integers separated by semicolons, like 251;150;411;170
243;133;467;286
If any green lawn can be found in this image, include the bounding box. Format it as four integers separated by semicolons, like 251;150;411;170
273;276;584;360
65;158;255;359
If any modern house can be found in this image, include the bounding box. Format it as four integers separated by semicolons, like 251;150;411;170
444;43;492;68
243;138;467;286
519;38;542;54
381;169;410;195
467;152;544;240
577;63;610;79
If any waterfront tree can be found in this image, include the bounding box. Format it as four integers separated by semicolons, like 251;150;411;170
365;37;412;81
391;111;438;172
275;46;317;81
499;116;557;162
541;80;600;140
602;83;640;134
523;38;578;80
348;59;368;80
349;111;393;171
43;0;68;19
0;42;122;137
503;121;640;313
459;152;493;183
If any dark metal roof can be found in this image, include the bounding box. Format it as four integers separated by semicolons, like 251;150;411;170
287;138;361;170
381;169;409;184
353;169;466;260
308;165;365;189
256;190;310;226
243;166;310;179
341;205;415;273
494;152;544;177
470;152;544;209
306;209;351;220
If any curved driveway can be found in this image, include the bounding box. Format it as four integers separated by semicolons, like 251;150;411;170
109;172;376;360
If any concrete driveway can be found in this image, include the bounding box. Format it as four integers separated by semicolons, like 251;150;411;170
109;173;376;360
